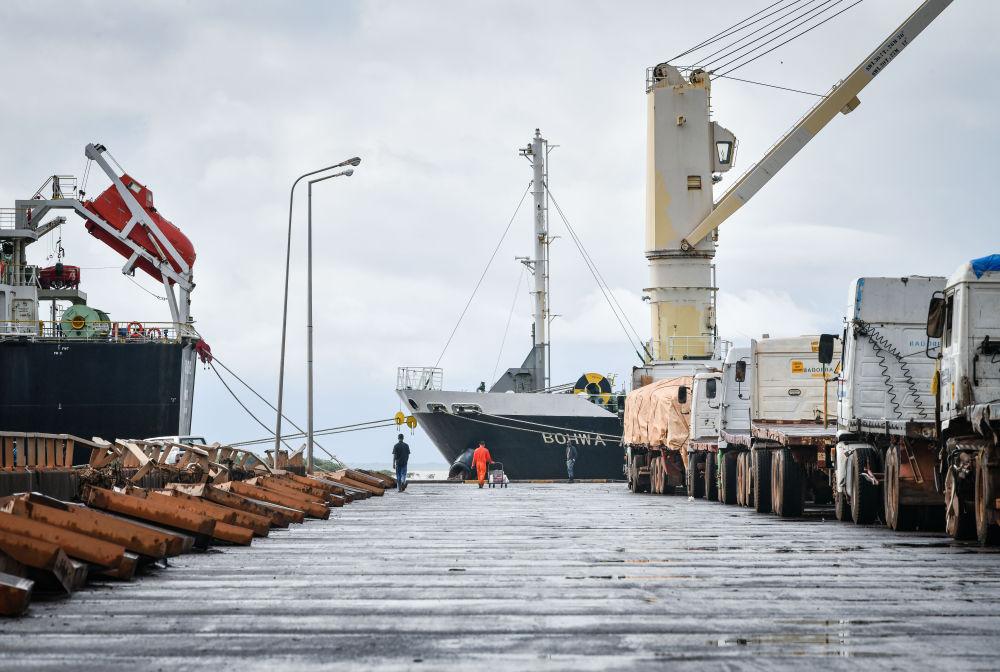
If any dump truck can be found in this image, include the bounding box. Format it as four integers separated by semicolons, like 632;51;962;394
825;276;945;529
716;347;751;505
723;336;841;516
929;256;1000;543
623;377;693;495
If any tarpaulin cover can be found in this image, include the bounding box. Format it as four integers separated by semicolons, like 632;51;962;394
622;376;692;450
971;254;1000;279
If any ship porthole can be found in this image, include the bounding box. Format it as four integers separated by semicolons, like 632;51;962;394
407;398;418;410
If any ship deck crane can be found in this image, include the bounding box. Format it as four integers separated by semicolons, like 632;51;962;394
640;0;953;369
680;0;954;250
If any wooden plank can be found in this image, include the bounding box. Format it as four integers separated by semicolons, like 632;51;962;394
0;532;86;593
2;436;14;469
151;491;269;537
0;571;33;617
8;495;169;559
81;487;216;538
167;483;290;528
0;511;124;567
226;481;327;520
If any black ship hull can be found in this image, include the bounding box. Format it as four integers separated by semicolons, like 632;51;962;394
0;340;190;446
415;411;623;480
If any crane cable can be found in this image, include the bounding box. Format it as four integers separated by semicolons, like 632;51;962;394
230;418;399;448
433;182;532;369
544;186;651;364
693;0;836;71
671;0;803;62
716;0;864;77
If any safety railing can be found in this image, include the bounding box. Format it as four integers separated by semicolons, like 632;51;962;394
396;367;443;391
31;174;78;200
0;320;197;343
647;336;726;362
0;264;38;287
0;208;15;230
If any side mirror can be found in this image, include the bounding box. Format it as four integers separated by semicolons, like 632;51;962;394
926;296;945;339
818;334;835;365
734;360;746;383
706;378;717;399
678;386;688;404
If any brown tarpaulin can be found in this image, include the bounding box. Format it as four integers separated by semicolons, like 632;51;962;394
622;376;693;451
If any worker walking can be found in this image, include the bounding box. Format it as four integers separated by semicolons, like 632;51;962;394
392;433;410;491
471;441;493;489
566;444;577;483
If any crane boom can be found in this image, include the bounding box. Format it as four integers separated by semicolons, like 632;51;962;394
681;0;954;250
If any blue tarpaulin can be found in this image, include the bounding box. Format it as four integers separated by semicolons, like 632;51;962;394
971;254;1000;279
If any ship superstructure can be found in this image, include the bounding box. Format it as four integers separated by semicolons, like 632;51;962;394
0;143;207;450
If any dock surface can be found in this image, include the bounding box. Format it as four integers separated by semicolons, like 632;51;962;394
3;483;1000;670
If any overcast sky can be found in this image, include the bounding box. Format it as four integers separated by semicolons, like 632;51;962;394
0;1;993;468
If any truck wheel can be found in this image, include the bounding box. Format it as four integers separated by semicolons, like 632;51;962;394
974;455;999;546
773;449;802;518
753;449;772;514
944;467;974;539
652;456;663;495
884;445;916;531
705;453;718;502
850;450;878;525
721;452;737;505
686;453;705;499
834;485;849;522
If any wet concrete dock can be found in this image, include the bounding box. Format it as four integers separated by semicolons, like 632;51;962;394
2;483;999;670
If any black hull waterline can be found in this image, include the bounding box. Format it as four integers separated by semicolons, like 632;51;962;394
416;411;623;480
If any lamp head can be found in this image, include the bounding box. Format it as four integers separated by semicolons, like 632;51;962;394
347;157;361;167
343;168;354;177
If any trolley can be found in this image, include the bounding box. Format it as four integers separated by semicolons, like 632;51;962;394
488;462;508;488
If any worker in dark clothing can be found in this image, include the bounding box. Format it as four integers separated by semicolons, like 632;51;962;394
392;434;410;491
566;444;578;483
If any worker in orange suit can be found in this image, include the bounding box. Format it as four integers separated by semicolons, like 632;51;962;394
471;441;493;489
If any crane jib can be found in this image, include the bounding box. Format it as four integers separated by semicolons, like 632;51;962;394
866;32;910;78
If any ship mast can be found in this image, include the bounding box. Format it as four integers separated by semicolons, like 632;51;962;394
519;129;550;391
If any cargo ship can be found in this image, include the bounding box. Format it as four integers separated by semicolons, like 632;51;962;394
397;130;625;480
0;143;208;458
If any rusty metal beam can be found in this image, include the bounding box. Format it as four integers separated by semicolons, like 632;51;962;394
152;491;269;537
0;571;33;617
0;533;87;594
225;481;328;520
81;487;216;540
0;511;125;568
167;483;295;528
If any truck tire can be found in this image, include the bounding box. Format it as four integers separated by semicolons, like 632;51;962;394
753;448;772;514
850;449;878;525
944;467;974;539
705;453;718;502
884;445;917;531
720;452;737;505
975;454;1000;546
686;453;705;499
834;485;849;522
772;448;802;518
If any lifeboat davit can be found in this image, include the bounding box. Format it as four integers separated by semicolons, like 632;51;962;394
83;174;195;284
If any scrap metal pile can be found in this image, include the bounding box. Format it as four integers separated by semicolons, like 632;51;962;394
0;431;393;617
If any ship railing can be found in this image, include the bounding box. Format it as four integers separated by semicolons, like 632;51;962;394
0;264;39;287
0;208;15;231
31;175;78;200
0;320;195;343
647;336;717;362
396;367;443;391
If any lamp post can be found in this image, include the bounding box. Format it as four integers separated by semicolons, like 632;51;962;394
305;167;355;473
274;157;361;473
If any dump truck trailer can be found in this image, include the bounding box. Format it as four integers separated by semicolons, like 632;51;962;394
827;276;945;529
722;336;841;517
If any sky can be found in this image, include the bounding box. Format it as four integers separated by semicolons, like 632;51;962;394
0;0;994;468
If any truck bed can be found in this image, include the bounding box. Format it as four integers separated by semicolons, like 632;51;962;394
854;416;936;439
688;437;719;452
750;421;837;447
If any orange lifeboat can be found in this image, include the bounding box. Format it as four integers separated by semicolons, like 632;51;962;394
83;174;195;284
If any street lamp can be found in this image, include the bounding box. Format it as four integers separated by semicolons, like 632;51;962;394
274;157;361;473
